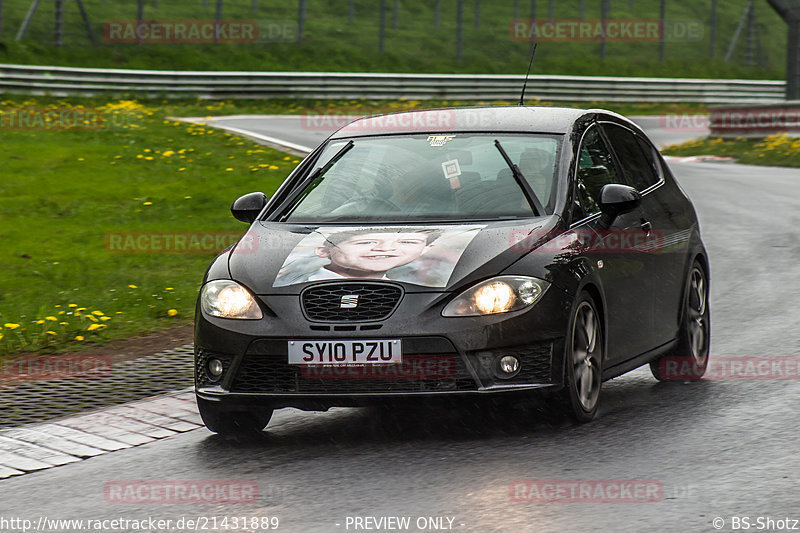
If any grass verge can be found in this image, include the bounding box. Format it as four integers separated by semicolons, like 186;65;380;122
662;134;800;167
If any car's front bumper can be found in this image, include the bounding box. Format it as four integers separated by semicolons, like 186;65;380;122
194;286;569;410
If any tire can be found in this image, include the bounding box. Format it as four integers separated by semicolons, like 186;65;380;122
557;293;604;423
197;397;273;436
650;260;710;381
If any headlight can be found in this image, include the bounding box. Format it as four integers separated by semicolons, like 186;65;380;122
442;276;549;317
201;280;263;320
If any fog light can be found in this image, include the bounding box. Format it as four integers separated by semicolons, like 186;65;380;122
207;358;224;380
494;355;521;379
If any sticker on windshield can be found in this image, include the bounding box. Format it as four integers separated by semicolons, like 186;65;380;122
427;135;456;147
272;225;484;288
441;159;462;190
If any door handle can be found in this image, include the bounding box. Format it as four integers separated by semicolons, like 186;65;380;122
640;219;652;235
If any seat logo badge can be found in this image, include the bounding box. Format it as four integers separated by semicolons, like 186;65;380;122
340;294;359;308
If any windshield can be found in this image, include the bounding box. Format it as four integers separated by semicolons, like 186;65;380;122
281;133;561;222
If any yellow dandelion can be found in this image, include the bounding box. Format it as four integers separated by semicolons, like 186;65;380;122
36;320;45;325
76;307;87;312
165;287;174;291
45;316;57;321
87;323;106;331
167;309;179;316
92;310;104;316
87;315;98;322
128;284;138;289
162;150;174;157
68;304;77;307
59;322;69;326
183;195;191;198
53;261;60;265
4;323;20;329
75;335;84;341
116;311;124;315
45;331;57;336
100;316;111;321
225;168;234;172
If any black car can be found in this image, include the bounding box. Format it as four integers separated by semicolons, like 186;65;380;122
194;106;710;435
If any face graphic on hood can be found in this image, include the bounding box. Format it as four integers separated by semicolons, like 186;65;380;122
314;230;439;279
272;225;483;288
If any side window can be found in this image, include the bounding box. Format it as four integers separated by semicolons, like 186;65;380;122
574;126;623;218
602;123;659;191
636;135;664;183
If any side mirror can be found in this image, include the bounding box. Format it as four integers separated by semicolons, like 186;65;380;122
598;184;641;228
231;192;268;223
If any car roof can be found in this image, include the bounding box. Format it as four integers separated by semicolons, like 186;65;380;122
328;106;622;138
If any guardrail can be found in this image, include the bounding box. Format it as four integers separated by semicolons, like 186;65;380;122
0;63;786;103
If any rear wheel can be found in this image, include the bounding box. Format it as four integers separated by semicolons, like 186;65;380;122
557;294;603;423
197;397;273;436
651;261;710;381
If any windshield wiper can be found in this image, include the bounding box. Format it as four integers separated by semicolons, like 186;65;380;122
279;140;354;221
494;139;545;217
306;140;354;184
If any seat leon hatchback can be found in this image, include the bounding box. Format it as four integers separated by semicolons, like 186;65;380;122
194;106;710;435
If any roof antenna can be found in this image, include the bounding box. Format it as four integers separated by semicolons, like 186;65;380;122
518;41;538;106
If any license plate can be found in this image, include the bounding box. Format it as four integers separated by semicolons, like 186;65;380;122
288;339;402;365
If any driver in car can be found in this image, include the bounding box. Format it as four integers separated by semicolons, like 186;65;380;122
517;146;554;204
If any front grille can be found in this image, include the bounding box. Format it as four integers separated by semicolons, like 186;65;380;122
194;348;233;387
301;282;403;322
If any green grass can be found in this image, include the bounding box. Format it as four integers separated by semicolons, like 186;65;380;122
0;97;302;356
662;134;800;167
0;0;786;79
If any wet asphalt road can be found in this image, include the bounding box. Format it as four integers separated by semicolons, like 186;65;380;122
3;118;800;533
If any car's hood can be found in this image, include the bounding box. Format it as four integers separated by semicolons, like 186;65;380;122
228;217;562;294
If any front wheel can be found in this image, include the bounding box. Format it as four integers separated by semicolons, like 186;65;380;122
197;397;273;436
650;261;710;381
557;294;604;423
